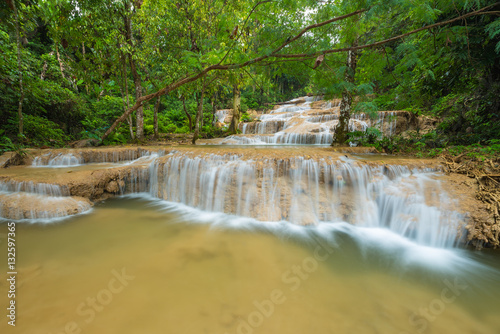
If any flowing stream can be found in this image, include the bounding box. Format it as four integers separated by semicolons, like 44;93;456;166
0;197;499;333
0;96;499;333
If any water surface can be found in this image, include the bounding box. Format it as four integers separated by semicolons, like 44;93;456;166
1;197;499;334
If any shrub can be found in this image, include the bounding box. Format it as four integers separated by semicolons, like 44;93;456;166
240;113;253;122
144;124;154;136
165;124;177;133
83;96;125;137
346;127;382;146
23;115;69;146
174;125;190;134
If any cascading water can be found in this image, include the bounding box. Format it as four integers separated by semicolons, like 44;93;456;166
0;150;167;220
1;99;498;333
122;152;464;248
215;109;231;123
225;96;404;145
32;153;84;167
30;148;164;167
0;179;70;196
0;180;91;220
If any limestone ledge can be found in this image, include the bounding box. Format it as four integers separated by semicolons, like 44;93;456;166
0;146;490;248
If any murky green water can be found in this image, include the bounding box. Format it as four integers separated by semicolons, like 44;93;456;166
1;197;499;334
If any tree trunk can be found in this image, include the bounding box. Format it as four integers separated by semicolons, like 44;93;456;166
128;55;143;140
229;84;241;133
13;0;24;136
124;8;143;140
82;43;89;93
154;96;160;139
123;53;134;140
211;92;217;126
120;53;134;140
192;88;205;145
55;44;66;80
181;97;192;131
332;43;358;146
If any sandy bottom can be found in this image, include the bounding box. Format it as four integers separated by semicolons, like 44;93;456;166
1;197;499;334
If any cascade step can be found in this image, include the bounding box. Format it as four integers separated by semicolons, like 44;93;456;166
217;95;417;144
0;192;92;220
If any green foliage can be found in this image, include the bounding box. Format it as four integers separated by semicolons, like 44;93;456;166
174;125;190;134
103;132;127;146
22;115;69;147
240;113;253;123
144;124;154;136
82;96;125;137
165;124;177;133
346;127;382;146
0;0;498;149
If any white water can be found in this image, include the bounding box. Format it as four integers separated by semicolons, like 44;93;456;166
31;149;165;167
117;153;464;248
231;96;398;145
32;153;84;167
0;180;91;221
224;132;334;145
0;152;168;220
215;109;231;123
6;150;466;248
4;196;499;334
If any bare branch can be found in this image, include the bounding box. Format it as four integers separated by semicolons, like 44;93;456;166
218;0;274;65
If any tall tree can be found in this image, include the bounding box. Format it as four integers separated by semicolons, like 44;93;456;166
333;42;358;145
123;0;144;140
229;83;241;133
12;0;24;136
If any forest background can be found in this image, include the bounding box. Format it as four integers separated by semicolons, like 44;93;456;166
0;0;499;156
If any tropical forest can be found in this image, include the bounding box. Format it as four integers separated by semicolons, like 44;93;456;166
0;1;500;333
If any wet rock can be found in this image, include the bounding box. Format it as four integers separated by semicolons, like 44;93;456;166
106;180;120;193
0;152;26;168
383;165;397;180
0;192;92;220
0;145;484;247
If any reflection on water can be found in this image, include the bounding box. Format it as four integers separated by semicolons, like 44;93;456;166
1;197;499;334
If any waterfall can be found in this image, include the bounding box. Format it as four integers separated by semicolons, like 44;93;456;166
123;153;463;248
215;109;230;123
0;180;91;220
0;180;70;196
32;153;84;167
31;148;164;167
226;96;403;144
